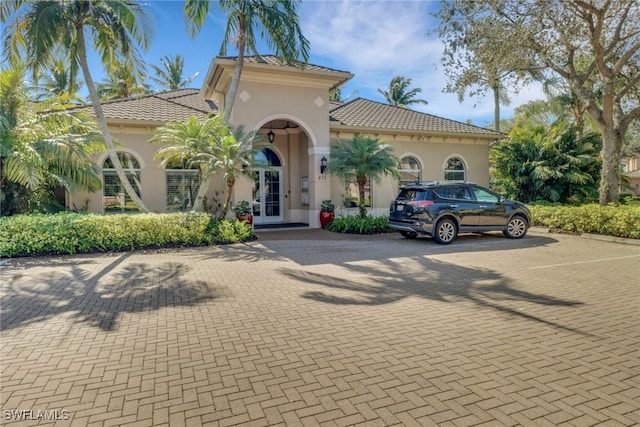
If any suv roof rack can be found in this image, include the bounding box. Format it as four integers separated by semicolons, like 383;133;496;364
401;180;476;188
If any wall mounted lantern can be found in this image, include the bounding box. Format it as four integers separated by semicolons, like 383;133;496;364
267;130;275;144
320;156;328;174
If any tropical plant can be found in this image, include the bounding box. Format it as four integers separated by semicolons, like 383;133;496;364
320;199;335;212
96;58;151;100
0;66;103;215
32;53;83;103
232;200;251;216
491;123;601;204
149;54;199;91
149;115;263;217
327;135;400;219
184;0;310;123
2;0;154;212
377;76;428;108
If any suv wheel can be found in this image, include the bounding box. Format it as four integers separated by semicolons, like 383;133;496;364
503;215;528;239
434;219;457;244
400;231;418;239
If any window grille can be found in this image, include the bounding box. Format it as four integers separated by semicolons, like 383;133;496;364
166;170;200;212
444;157;466;181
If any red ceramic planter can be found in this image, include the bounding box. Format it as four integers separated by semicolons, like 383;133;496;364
319;210;334;228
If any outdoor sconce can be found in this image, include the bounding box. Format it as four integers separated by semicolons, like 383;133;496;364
267;130;275;144
320;156;328;174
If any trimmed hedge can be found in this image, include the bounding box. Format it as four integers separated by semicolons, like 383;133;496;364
0;212;254;257
529;204;640;239
326;215;393;234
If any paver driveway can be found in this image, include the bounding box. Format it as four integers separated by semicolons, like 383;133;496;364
1;229;639;426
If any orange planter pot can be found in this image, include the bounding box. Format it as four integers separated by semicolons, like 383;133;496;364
236;214;253;225
319;211;334;229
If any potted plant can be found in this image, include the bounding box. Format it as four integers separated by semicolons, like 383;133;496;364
320;199;335;228
233;200;253;224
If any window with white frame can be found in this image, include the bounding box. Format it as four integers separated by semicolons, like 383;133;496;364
444;157;466;181
166;159;200;212
399;156;422;187
102;152;142;213
343;175;371;208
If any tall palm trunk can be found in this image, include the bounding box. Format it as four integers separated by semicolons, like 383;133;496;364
222;16;247;125
76;25;149;213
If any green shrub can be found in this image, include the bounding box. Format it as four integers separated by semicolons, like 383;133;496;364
529;204;640;239
0;212;255;257
326;215;393;234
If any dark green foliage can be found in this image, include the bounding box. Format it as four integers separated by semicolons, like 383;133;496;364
0;213;254;257
529;204;640;239
326;215;393;235
491;123;601;203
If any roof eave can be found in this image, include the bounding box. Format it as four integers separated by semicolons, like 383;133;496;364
328;123;502;141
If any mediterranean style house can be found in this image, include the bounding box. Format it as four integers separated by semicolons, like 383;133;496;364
70;56;502;228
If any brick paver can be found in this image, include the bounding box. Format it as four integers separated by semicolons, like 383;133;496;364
1;229;639;426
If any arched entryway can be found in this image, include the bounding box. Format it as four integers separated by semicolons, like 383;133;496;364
252;147;283;224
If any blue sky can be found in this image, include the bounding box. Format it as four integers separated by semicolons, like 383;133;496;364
92;0;544;127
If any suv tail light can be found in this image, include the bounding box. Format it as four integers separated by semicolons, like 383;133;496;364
407;200;434;208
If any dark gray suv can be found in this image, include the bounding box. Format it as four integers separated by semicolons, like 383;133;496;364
388;181;531;244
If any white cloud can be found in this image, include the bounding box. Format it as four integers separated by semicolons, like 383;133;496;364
301;0;546;126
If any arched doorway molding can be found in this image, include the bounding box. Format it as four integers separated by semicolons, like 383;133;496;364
252;114;318;147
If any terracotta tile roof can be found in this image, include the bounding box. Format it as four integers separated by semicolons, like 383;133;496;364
219;55;351;74
329;98;501;136
77;89;498;138
76;89;216;122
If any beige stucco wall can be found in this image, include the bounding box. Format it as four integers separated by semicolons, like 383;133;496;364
327;132;491;217
70;128;166;213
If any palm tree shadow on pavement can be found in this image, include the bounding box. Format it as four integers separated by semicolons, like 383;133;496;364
279;256;588;336
1;253;224;332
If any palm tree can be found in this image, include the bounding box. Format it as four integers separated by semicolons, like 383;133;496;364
378;76;428;108
327;135;400;219
2;0;153;212
150;54;199;91
149;115;263;216
33;53;83;103
184;0;310;124
1;66;103;215
97;58;151;100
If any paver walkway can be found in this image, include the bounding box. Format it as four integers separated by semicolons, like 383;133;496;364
1;229;639;426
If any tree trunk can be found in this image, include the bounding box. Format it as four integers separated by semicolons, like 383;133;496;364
598;126;622;205
191;173;210;212
357;175;367;219
76;25;148;212
222;16;246;125
493;84;500;132
220;179;235;220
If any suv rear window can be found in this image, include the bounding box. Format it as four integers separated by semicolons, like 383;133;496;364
396;189;430;201
433;186;472;200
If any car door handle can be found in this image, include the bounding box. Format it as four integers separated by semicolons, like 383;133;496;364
479;205;487;208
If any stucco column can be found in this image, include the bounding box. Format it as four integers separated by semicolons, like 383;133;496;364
308;146;331;228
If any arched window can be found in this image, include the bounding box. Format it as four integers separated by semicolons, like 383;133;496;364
165;159;200;212
399;156;422;187
444;157;466;181
254;147;282;167
102;152;142;212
